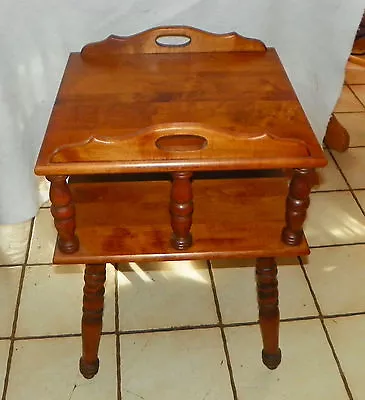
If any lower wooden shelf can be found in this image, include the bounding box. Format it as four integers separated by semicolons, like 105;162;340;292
54;176;309;264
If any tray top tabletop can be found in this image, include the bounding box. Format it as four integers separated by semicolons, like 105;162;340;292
35;27;326;175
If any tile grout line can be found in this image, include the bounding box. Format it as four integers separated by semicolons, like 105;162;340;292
114;266;122;400
6;311;365;340
298;257;354;400
23;262;53;267
207;261;238;400
312;189;351;194
322;311;365;320
348;191;365;216
12;331;115;341
5;310;365;337
327;149;365;217
118;323;220;336
347;85;365;109
224;315;320;327
1;217;35;400
310;242;365;250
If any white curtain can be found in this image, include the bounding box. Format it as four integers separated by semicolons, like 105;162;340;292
0;0;364;223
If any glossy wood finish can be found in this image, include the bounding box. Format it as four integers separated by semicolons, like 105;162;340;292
256;257;281;370
35;27;326;176
170;172;193;250
34;27;327;379
54;176;309;265
80;263;106;379
47;175;79;253
282;169;313;246
81;26;266;58
48;127;312;173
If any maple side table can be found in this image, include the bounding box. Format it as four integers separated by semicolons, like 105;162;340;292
34;26;327;379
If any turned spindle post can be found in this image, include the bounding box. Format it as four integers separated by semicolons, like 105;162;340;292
80;263;106;379
47;175;79;253
170;171;193;250
256;257;281;369
281;168;313;246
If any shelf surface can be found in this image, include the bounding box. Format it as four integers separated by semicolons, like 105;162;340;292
35;49;326;175
54;176;309;264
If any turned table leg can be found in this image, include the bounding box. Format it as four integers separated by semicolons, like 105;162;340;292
47;175;79;253
282;168;313;246
170;171;193;250
256;257;281;370
80;263;106;379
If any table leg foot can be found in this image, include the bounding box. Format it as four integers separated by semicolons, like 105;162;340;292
262;349;282;370
79;357;99;379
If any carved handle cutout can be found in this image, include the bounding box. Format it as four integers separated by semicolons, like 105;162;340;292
155;35;191;47
155;134;207;152
49;123;311;167
81;26;267;59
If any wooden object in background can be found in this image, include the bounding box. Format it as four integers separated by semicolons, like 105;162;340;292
324;114;350;153
34;26;327;380
349;55;365;68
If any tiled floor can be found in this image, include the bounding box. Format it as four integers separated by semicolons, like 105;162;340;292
0;65;365;400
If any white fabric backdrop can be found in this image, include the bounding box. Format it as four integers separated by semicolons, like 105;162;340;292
1;0;364;223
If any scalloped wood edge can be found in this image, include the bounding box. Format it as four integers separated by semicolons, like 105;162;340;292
81;26;266;61
50;122;310;164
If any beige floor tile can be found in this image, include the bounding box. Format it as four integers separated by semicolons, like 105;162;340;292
335;112;365;147
28;209;57;264
326;315;365;399
226;320;348;400
0;220;31;265
212;258;317;324
349;85;365;107
0;266;22;337
333;148;365;189
120;328;233;400
312;150;347;192
16;264;115;336
7;335;116;400
354;190;365;212
345;61;365;84
334;86;364;112
0;341;10;393
304;245;365;315
304;192;365;246
118;260;217;331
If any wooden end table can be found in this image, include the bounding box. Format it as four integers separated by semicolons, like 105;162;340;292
34;26;326;379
